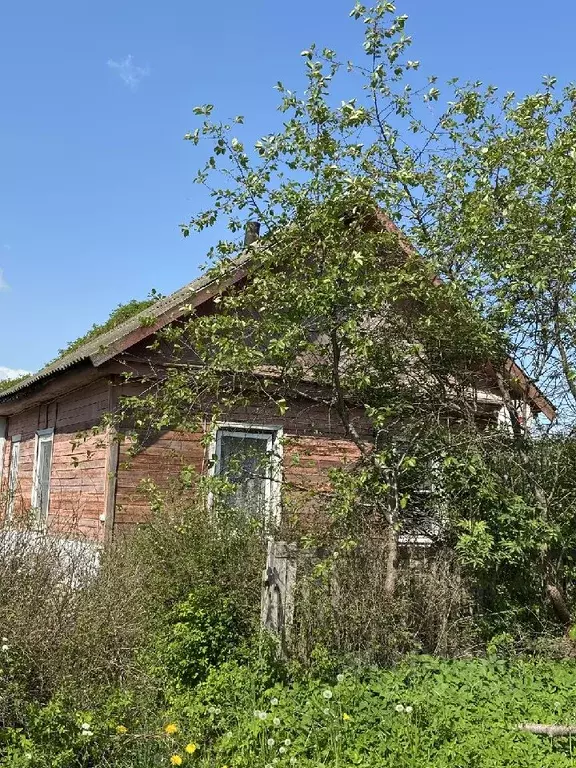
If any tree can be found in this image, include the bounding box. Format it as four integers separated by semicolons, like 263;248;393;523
119;3;576;634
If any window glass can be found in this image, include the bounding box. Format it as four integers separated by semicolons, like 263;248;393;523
216;428;278;522
6;438;21;521
33;432;53;527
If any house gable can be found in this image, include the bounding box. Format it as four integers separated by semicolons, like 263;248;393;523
0;217;557;541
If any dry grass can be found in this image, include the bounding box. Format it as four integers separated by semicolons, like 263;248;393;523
291;539;478;664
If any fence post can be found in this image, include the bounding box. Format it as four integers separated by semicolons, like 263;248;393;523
261;540;297;651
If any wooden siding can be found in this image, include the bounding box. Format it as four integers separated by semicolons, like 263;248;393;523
1;379;111;539
113;396;367;535
0;372;368;542
114;430;207;536
0;369;520;543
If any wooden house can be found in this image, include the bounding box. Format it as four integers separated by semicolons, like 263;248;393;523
0;227;555;543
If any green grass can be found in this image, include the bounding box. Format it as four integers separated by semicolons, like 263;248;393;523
163;655;576;768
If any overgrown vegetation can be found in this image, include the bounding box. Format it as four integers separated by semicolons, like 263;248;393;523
3;492;576;767
0;297;158;392
57;296;158;358
0;479;264;765
0;373;30;392
4;2;576;765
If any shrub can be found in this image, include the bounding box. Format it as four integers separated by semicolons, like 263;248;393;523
157;587;250;689
0;526;153;725
0;477;265;741
291;540;479;666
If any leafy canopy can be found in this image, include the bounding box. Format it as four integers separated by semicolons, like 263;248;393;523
118;2;576;622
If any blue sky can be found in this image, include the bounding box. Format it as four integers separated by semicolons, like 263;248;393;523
1;1;575;376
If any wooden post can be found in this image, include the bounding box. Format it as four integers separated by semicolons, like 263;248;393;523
261;540;297;651
518;724;576;736
103;377;120;544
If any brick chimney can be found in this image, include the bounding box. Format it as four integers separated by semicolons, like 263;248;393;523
243;220;261;247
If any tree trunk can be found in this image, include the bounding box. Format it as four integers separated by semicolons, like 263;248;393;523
384;469;400;598
546;583;572;626
384;518;398;597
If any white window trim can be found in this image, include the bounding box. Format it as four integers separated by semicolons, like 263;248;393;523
31;428;54;529
0;417;7;486
6;434;21;523
208;422;283;529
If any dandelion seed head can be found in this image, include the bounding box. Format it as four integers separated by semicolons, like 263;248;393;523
395;704;405;713
267;737;275;747
322;689;333;700
273;717;281;726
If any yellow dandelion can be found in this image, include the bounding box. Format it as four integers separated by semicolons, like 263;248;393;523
116;724;128;734
185;742;198;754
343;712;351;721
165;723;178;736
170;756;183;766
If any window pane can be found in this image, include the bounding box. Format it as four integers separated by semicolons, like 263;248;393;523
33;435;53;526
37;439;53;521
219;433;270;517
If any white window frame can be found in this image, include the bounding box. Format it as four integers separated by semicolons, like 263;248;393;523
31;428;54;529
0;417;6;486
208;422;283;528
6;434;21;523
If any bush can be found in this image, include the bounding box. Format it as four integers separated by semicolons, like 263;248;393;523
0;477;265;749
0;527;153;725
290;540;478;666
157;587;251;689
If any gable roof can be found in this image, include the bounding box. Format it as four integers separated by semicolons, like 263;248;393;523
0;254;249;402
0;224;556;421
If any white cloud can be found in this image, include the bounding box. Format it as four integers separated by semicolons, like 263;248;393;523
0;366;29;381
0;269;8;291
107;55;150;91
